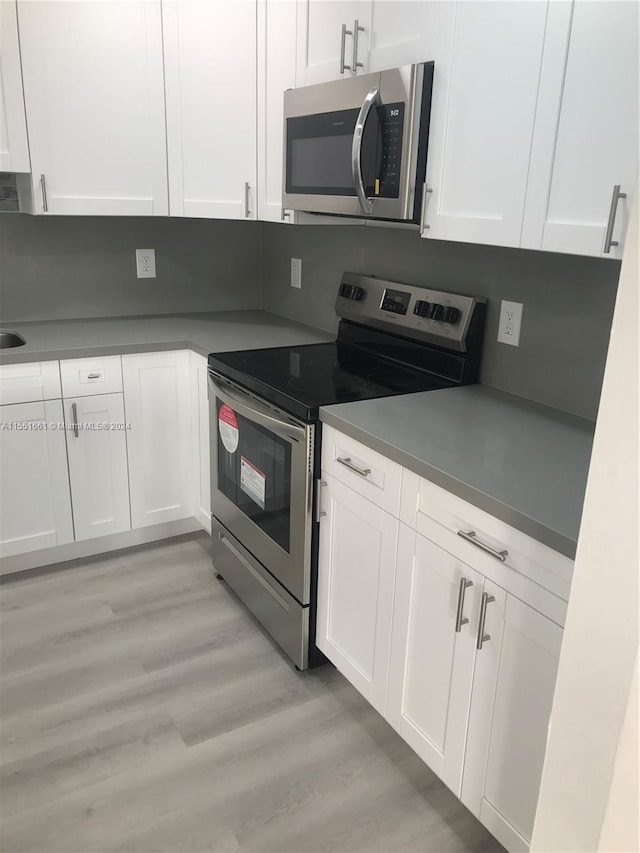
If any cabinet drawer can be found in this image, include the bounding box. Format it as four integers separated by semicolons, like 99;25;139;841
0;361;61;404
60;356;123;398
401;470;573;605
321;425;402;515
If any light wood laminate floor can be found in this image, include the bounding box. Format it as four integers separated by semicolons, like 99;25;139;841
0;533;504;853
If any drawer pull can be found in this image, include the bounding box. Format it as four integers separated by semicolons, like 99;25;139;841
476;592;496;650
458;529;508;562
455;577;473;633
337;456;371;478
87;373;101;380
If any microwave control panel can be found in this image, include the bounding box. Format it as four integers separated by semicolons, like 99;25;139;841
376;102;405;199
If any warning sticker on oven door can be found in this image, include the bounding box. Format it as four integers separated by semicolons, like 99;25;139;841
218;404;239;453
240;456;266;509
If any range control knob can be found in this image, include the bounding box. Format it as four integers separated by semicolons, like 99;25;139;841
427;303;444;321
349;285;364;301
441;306;461;324
413;299;430;318
339;283;353;299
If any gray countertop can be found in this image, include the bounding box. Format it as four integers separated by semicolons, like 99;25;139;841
0;311;333;364
321;386;594;559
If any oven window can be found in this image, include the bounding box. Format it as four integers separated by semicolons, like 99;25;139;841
216;400;292;553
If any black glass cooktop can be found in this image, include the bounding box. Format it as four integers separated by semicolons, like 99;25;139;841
208;338;454;422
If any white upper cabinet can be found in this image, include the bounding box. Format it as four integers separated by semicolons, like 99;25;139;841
422;1;549;248
522;0;639;259
0;0;29;173
296;0;370;86
257;0;297;222
163;0;257;220
17;0;168;216
367;0;438;72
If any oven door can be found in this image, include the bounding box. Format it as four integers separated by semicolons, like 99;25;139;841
208;372;315;605
283;64;431;222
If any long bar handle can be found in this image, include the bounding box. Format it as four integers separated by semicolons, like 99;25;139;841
420;183;433;233
351;87;379;215
40;174;48;213
340;23;352;74
337;456;371;478
352;19;365;70
315;479;327;523
458;529;508;562
455;577;473;633
603;184;627;253
71;402;79;438
244;182;251;218
476;593;495;650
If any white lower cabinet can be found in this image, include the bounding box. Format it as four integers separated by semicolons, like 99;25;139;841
190;352;211;533
316;473;398;713
462;581;563;851
122;351;193;529
387;526;482;795
64;393;131;542
318;428;567;852
0;399;74;557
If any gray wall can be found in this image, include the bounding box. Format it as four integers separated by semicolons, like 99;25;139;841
261;223;620;421
0;216;261;321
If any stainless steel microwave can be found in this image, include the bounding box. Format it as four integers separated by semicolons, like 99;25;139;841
283;62;434;223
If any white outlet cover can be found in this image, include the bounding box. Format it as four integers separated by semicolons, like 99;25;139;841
136;248;156;279
291;257;302;289
497;300;523;346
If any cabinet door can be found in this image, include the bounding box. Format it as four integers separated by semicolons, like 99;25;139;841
367;0;438;72
190;353;210;534
123;351;193;529
17;0;167;215
522;0;639;258
316;473;398;713
257;0;297;223
64;394;131;542
296;0;370;86
0;0;30;173
462;581;563;851
422;1;549;247
0;400;73;557
163;0;257;219
387;527;482;795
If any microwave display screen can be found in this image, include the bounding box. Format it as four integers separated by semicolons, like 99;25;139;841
291;134;354;190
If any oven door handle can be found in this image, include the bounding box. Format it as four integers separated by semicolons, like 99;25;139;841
352;87;379;216
209;373;307;443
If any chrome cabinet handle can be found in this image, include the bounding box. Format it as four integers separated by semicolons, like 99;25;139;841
420;184;433;232
455;577;473;633
244;182;251;218
352;19;365;70
71;402;79;438
351;87;379;215
337;456;371;478
340;23;352;73
315;479;327;523
40;174;48;213
476;592;496;650
603;184;627;253
281;208;291;221
457;530;508;562
87;373;101;380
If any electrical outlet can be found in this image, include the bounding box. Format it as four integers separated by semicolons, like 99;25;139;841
136;249;156;279
291;257;302;289
497;300;523;346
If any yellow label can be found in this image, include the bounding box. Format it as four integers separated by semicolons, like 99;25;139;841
374;178;380;196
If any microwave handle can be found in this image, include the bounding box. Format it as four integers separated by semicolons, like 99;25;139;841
351;87;379;215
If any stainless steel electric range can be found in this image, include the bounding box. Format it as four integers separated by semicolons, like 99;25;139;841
207;273;487;669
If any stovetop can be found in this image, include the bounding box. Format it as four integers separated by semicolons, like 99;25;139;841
208;337;455;422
